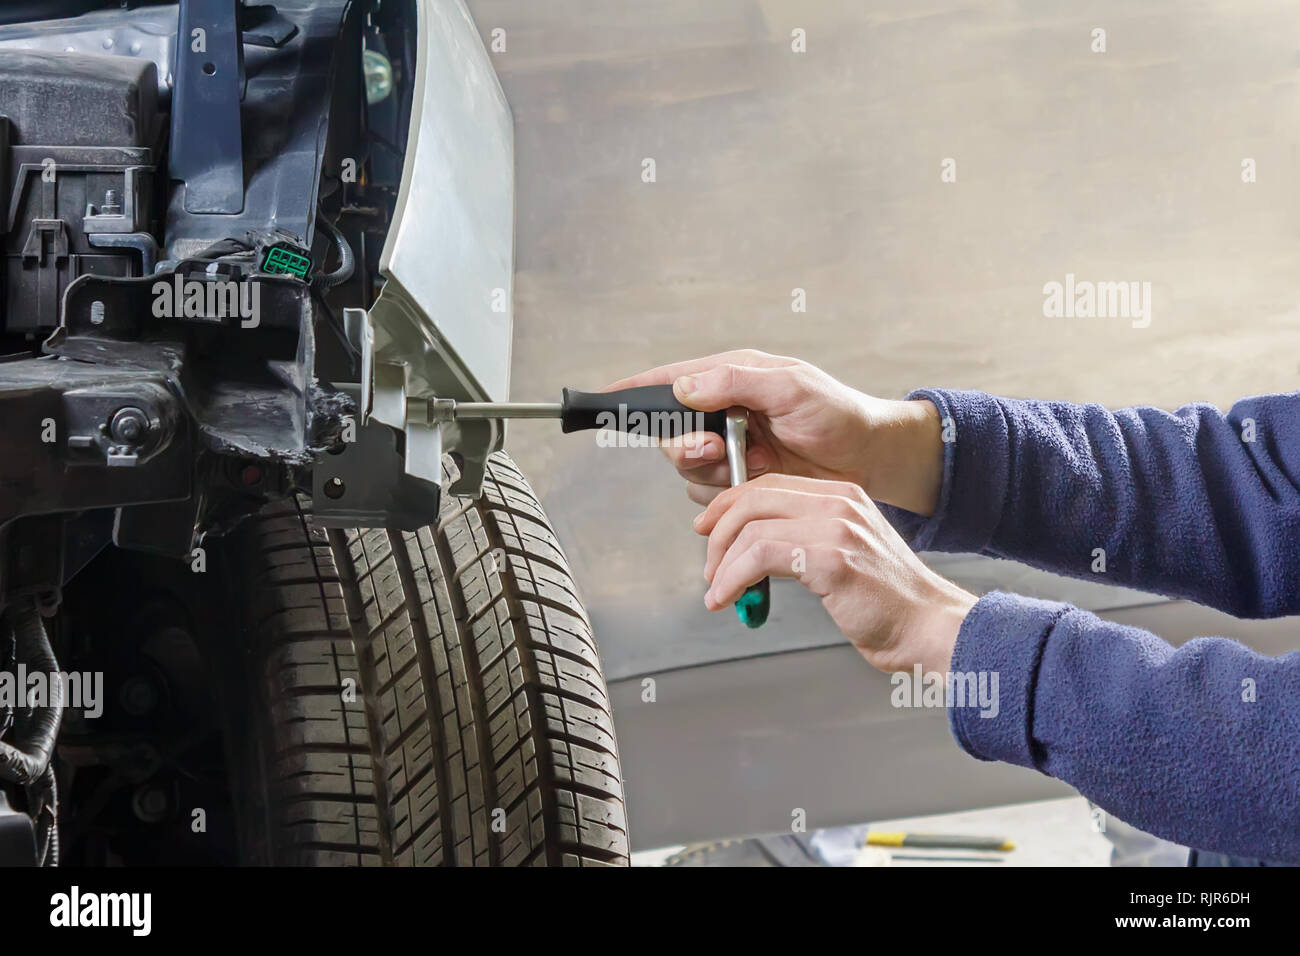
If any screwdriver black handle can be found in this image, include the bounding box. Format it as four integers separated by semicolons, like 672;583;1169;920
560;386;726;437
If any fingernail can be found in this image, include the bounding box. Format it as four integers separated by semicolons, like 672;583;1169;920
682;435;717;461
703;589;716;608
691;443;720;462
692;512;705;528
675;375;697;398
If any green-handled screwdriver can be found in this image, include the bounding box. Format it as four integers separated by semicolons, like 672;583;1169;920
434;384;772;628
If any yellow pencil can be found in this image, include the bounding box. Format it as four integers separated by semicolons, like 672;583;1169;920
866;831;1015;852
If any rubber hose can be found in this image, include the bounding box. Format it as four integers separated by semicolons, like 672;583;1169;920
0;603;63;785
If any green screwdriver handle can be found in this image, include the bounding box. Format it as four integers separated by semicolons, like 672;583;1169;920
734;577;770;628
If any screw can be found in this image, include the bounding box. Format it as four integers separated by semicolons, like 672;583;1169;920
102;188;122;216
323;477;346;499
109;407;149;445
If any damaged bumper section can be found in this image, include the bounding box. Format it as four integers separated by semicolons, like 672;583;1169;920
0;0;514;606
1;264;351;571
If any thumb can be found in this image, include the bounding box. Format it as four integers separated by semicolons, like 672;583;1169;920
672;363;800;414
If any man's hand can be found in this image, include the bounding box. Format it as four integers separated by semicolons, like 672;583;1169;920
604;349;945;516
695;473;976;674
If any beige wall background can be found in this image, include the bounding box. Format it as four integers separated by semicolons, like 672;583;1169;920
468;0;1300;678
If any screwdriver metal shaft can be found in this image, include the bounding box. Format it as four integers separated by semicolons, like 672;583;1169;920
451;402;562;420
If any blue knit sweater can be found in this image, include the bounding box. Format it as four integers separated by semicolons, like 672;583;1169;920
883;389;1300;864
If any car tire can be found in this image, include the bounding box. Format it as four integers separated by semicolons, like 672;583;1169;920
227;451;629;866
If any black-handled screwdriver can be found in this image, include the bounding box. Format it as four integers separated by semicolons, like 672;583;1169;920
435;384;771;628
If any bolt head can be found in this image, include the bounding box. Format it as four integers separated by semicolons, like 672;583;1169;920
108;407;149;445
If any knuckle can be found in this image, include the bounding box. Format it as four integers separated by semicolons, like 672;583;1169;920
748;537;778;564
827;547;858;585
827;486;859;513
730;522;760;555
832;479;864;501
850;492;880;524
721;363;746;392
830;516;859;546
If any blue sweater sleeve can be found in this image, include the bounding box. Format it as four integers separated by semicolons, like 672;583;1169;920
951;592;1300;863
883;389;1300;617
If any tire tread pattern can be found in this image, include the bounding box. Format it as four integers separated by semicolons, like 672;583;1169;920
240;453;628;866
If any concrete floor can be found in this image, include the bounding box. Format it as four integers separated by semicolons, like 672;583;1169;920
633;796;1117;866
464;0;1300;849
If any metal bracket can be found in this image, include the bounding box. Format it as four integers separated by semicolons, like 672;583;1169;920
335;306;499;500
81;166;149;235
310;384;442;530
85;233;159;276
343;307;375;424
169;0;245;214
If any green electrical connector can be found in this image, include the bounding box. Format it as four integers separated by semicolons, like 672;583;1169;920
260;243;313;281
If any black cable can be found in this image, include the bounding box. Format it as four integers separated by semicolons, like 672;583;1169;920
30;766;57;867
312;214;356;291
193;236;254;260
0;603;64;786
308;212;362;371
0;620;14;740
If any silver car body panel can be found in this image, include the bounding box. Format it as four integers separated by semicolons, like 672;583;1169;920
362;0;514;497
